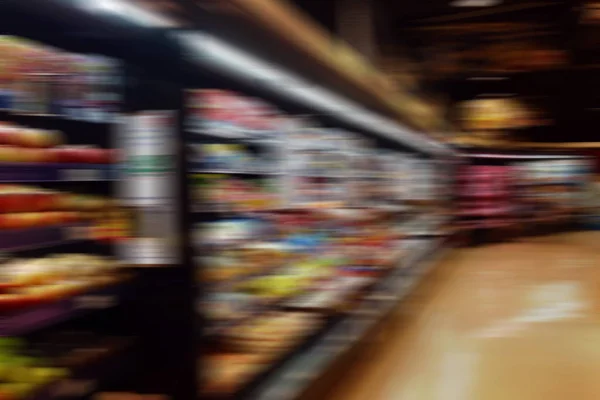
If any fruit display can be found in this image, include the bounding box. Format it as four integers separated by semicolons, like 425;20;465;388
0;184;111;230
0;333;132;400
0;338;69;400
0;123;63;148
0;27;129;400
0;122;115;164
0;254;124;312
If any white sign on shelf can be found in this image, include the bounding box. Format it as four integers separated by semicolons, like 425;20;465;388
61;168;101;182
117;111;177;207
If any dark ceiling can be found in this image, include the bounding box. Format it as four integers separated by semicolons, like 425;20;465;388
290;0;600;143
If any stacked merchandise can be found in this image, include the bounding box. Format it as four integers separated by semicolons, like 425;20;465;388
0;253;126;312
287;123;350;208
0;184;127;241
458;165;515;229
187;89;430;396
401;158;452;236
196;208;405;395
456;156;592;240
515;159;590;224
0;36;120;122
0;31;133;399
0;4;452;400
0;122;114;166
0;334;133;400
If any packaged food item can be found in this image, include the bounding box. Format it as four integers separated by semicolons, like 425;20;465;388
58;54;88;120
12;39;56;115
0;36;22;110
81;55;121;122
188;89;239;137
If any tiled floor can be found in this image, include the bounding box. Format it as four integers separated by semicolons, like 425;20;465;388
321;232;600;400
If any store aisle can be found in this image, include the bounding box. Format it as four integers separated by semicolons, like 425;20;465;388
319;232;600;400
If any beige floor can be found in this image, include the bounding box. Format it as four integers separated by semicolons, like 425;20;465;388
321;232;600;400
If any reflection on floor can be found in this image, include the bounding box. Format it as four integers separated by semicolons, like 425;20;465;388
320;232;600;400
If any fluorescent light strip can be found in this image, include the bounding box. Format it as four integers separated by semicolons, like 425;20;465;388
79;0;178;28
179;32;453;155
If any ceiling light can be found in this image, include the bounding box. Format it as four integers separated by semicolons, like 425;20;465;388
80;0;178;27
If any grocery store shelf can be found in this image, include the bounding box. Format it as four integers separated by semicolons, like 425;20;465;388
0;282;125;336
28;337;136;400
290;171;347;179
188;128;280;145
190;169;284;176
0;163;114;182
244;238;449;400
202;293;295;338
0;224;97;252
517;180;581;186
191;205;287;216
282;276;377;314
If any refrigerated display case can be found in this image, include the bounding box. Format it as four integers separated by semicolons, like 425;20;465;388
0;2;457;400
178;47;456;400
457;153;592;243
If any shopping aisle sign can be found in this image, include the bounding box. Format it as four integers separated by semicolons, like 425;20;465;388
118;111;176;206
117;111;180;266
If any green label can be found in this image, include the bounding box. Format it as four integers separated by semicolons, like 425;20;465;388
125;155;174;174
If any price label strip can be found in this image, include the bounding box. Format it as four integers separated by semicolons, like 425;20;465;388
61;168;101;181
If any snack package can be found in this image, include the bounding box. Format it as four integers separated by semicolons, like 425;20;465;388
11;37;53;115
0;36;22;110
81;55;121;122
188;89;240;137
59;54;88;120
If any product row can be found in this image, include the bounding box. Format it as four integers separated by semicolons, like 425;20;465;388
187;89;442;207
0;253;125;312
0;121;116;164
0;333;130;400
0;35;121;121
198;207;422;394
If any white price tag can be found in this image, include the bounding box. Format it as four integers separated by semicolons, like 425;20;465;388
62;168;100;181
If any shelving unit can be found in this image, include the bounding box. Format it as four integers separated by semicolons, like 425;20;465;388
0;1;456;400
457;153;592;242
181;57;455;400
